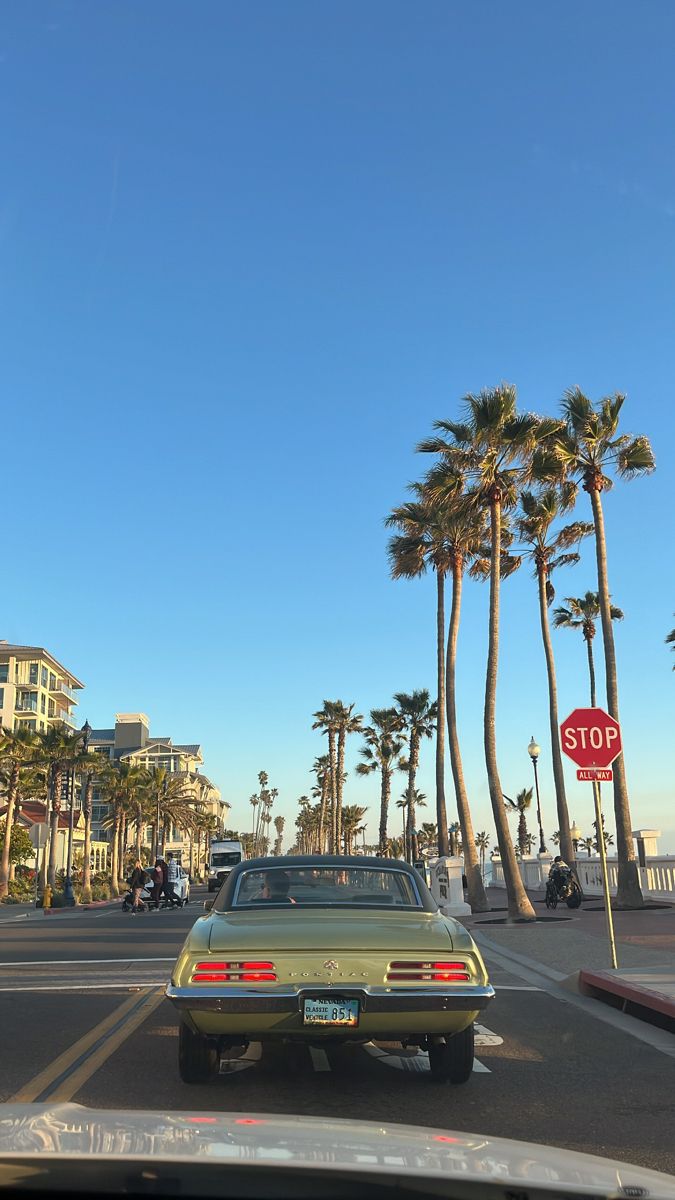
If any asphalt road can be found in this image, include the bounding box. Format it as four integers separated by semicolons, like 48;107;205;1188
1;887;674;1177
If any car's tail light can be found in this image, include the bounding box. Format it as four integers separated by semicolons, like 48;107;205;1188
190;960;277;983
386;960;471;982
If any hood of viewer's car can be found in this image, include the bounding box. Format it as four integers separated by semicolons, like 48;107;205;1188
0;1105;670;1198
206;908;455;952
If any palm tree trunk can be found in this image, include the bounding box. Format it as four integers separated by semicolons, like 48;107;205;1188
135;805;143;859
447;558;489;912
0;762;19;898
336;731;346;856
406;739;418;863
47;767;62;889
435;569;449;857
379;766;391;855
110;811;120;897
81;775;93;902
589;488;643;907
328;729;337;854
318;779;327;853
537;568;574;868
585;634;597;706
484;494;535;921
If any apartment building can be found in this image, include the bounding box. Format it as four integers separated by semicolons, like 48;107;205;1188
89;713;227;861
0;641;84;735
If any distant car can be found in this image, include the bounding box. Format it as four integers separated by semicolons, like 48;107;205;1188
166;855;493;1084
122;866;190;911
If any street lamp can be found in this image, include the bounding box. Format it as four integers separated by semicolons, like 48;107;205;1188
570;819;582;852
64;719;92;906
527;736;547;855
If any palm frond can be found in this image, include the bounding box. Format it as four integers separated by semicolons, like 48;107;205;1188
615;435;656;477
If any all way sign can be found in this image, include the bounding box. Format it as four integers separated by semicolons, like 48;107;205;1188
577;767;613;782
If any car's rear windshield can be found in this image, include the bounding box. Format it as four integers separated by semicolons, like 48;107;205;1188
229;865;421;909
211;852;241;867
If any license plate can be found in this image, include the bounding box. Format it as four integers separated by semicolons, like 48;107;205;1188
303;996;359;1026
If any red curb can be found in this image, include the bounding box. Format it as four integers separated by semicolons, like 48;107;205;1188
579;968;675;1020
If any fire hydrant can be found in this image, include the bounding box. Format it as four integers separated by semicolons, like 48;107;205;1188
42;884;52;912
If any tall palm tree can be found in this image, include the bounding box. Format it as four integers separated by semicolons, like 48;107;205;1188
580;836;595;857
394;691;436;864
311;755;331;853
356;708;405;854
100;761;147;895
553;591;624;706
516;487;594;867
396;789;426;856
39;725;85;888
504;787;533;858
0;727;38;898
332;702;363;855
419;386;558;920
474;831;490;881
540;388;655;908
142;765;194;860
312;702;340;852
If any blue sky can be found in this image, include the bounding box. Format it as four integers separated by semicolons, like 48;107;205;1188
2;1;674;851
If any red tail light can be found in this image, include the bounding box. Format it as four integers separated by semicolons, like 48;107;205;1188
191;960;277;983
386;960;470;983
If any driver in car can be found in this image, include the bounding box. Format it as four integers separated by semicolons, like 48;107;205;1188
257;871;297;903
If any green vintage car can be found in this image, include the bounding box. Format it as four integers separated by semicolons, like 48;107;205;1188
166;855;494;1084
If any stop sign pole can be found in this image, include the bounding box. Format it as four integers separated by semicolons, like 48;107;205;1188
560;707;620;970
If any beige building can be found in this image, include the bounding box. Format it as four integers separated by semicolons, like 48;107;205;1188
0;641;84;735
89;713;227;865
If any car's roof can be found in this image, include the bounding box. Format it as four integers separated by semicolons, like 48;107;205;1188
237;854;414;870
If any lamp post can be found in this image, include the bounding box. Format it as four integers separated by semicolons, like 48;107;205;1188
64;720;91;906
527;736;547;855
570;819;582;853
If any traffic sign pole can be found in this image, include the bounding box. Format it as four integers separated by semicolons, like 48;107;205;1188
560;705;622;970
592;779;618;970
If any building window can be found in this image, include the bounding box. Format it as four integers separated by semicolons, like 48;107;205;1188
0;688;3;707
29;664;38;685
40;694;46;714
49;673;56;690
0;665;7;683
41;666;47;687
48;702;55;717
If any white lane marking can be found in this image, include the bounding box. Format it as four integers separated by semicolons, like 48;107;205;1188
475;1024;503;1046
493;984;541;991
0;958;175;968
0;982;168;993
219;1043;263;1074
309;1046;331;1072
363;1043;491;1074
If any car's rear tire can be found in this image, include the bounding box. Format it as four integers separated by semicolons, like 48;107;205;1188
178;1022;218;1084
427;1024;474;1084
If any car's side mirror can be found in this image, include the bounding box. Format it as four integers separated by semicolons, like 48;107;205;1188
203;898;214;911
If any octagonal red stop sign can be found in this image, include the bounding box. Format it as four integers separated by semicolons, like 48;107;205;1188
560;707;622;768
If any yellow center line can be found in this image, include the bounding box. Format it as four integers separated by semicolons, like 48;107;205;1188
11;989;164;1104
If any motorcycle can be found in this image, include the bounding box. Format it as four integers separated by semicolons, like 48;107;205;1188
545;867;582;909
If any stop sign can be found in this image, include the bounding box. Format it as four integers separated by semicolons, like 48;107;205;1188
560;707;622;769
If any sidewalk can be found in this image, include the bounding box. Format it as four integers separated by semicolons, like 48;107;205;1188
465;887;675;1030
0;897;119;924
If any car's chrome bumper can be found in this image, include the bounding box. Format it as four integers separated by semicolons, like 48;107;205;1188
165;983;495;1014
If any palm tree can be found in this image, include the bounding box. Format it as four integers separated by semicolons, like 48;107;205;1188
356;708;405;854
419;386;558;920
553;591;625;706
100;761;148;895
394;691;436;863
397;790;426;855
580;836;595;857
524;833;536;855
474;831;491;881
551;830;561;846
540;389;655;908
312;702;340;852
273;815;285;856
39;725;85;888
0;727;38;899
504;788;533;857
516;487;594;867
311;755;331;853
332;702;363;854
342;804;368;855
667;620;675;668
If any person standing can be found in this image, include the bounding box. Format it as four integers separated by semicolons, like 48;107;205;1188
164;852;179;907
150;858;163;909
129;860;147;915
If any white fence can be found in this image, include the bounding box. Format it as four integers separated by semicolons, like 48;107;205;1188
490;854;675;901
